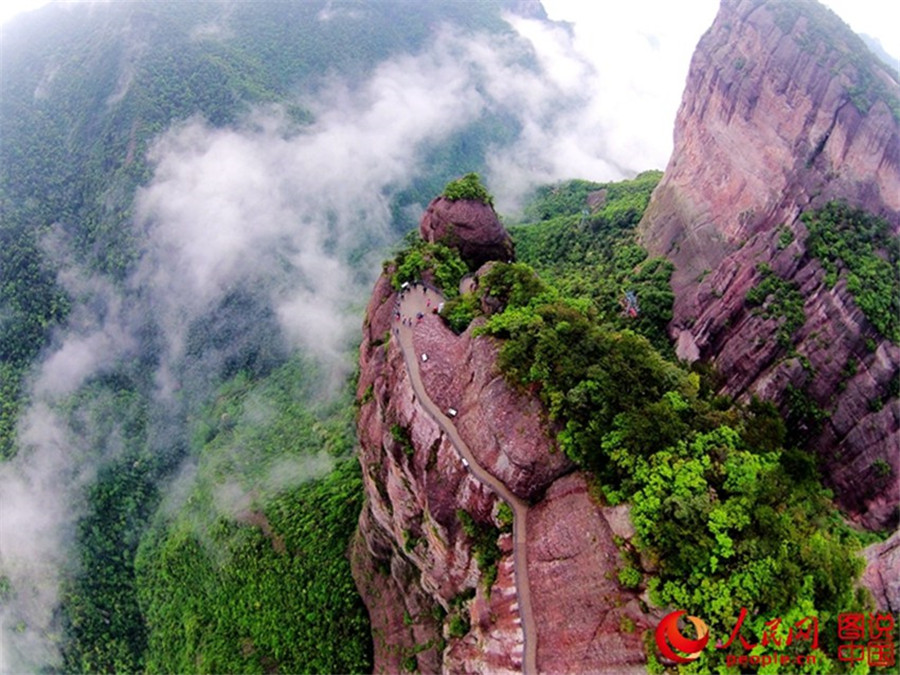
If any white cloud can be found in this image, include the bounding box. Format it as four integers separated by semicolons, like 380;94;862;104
4;1;897;669
0;402;99;672
0;30;522;667
535;1;719;168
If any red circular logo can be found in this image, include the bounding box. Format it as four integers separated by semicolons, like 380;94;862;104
655;610;710;663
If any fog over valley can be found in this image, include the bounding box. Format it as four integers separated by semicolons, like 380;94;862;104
0;1;897;672
1;5;709;668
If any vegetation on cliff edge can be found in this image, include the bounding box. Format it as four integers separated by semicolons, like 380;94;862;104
446;176;873;673
802;200;899;344
478;259;869;671
441;172;495;207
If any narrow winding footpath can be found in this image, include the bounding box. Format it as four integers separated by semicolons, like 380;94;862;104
394;284;538;675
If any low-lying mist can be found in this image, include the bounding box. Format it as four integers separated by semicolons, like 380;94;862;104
0;13;686;670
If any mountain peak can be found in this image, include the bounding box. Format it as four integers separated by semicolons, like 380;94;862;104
641;0;899;298
419;176;515;269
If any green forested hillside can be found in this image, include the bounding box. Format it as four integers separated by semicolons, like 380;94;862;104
510;171;674;352
423;176;876;674
0;0;518;459
59;359;371;673
132;360;369;674
474;265;868;670
0;2;533;672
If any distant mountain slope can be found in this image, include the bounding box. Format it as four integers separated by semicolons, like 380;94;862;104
0;0;537;459
861;33;900;77
0;2;551;671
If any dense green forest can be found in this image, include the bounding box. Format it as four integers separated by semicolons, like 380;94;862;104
510;172;675;352
58;359;371;673
474;266;870;671
0;2;534;672
390;174;876;674
1;2;893;673
133;360;370;674
435;172;674;352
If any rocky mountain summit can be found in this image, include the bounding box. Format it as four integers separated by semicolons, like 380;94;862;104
352;199;653;673
420;195;515;269
639;0;899;529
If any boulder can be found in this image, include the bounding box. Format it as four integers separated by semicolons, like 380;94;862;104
419;196;514;268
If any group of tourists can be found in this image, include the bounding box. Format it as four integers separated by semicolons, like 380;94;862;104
393;281;431;330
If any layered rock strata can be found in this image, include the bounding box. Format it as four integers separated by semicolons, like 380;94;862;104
352;265;655;672
639;0;900;528
861;531;900;614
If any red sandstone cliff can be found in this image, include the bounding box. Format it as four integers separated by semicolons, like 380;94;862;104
420;196;515;269
352;205;655;672
639;0;900;529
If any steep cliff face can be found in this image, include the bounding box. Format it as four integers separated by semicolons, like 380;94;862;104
861;530;900;614
353;274;497;674
639;0;900;528
352;205;656;672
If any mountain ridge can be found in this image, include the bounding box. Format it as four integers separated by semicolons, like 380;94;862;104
352;239;653;673
352;1;899;671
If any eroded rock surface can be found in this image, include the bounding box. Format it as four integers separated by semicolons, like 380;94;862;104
354;274;507;673
861;532;900;614
420;196;515;268
639;0;900;528
415;308;572;501
528;474;652;675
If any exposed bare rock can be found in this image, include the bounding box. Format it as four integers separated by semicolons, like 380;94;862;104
353;269;649;673
638;0;900;527
527;473;653;674
587;188;608;210
443;533;524;675
355;271;531;673
355;273;505;672
420;196;515;268
350;509;445;675
641;0;899;295
415;306;573;501
861;531;900;613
